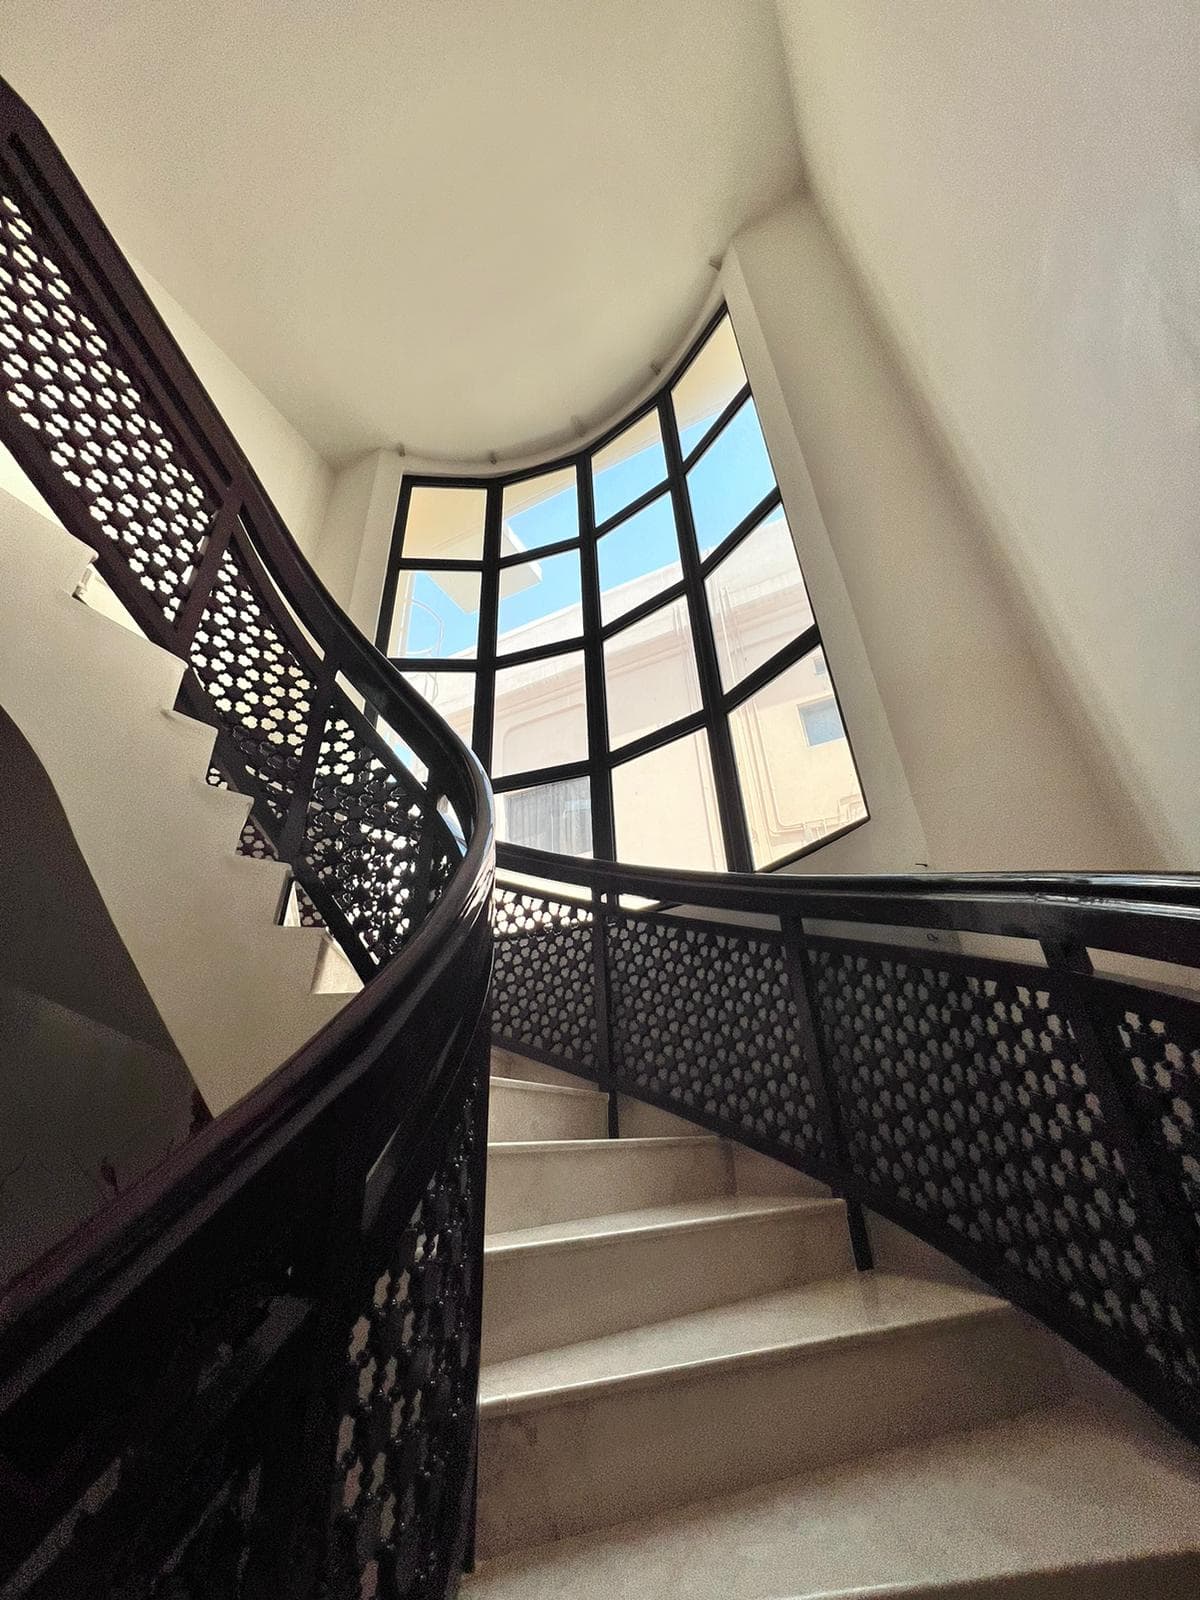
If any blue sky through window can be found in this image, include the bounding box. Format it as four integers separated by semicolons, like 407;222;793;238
505;477;578;553
593;431;667;524
598;493;681;624
499;548;583;647
408;398;779;659
687;398;775;555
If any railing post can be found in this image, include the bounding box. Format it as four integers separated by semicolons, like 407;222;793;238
781;912;873;1271
171;492;241;656
592;888;620;1137
1039;938;1200;1350
276;663;337;869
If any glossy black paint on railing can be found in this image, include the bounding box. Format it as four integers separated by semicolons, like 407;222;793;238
0;80;494;1600
494;841;1200;1445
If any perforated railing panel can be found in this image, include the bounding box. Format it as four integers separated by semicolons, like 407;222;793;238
808;947;1200;1397
191;547;316;828
0;170;216;626
493;886;598;1074
325;1080;482;1600
304;700;455;970
606;915;830;1165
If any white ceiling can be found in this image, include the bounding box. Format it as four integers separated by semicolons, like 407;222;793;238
3;1;802;465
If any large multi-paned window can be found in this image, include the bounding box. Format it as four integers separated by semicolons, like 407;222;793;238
377;308;867;871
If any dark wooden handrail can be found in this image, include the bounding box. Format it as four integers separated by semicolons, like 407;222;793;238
493;841;1200;1449
0;78;494;1600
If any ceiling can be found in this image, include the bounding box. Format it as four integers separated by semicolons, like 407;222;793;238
2;1;802;466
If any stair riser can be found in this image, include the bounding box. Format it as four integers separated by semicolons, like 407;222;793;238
476;1311;1059;1558
483;1204;851;1363
805;1551;1200;1599
486;1141;734;1233
489;1086;608;1143
491;1048;588;1090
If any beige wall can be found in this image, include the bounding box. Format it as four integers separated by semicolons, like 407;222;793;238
726;197;1145;872
137;266;333;561
773;0;1197;866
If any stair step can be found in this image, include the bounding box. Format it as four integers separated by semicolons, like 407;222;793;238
465;1401;1200;1597
489;1077;609;1143
483;1195;850;1363
475;1273;1063;1557
485;1136;734;1233
491;1046;591;1091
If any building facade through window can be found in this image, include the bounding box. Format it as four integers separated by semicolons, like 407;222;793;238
376;309;867;872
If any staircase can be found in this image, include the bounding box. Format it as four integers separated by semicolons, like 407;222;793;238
0;492;352;1116
467;1047;1200;1598
4;71;1200;1600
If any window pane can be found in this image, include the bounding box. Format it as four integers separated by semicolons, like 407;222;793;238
403;484;487;561
401;668;475;748
686;398;776;557
502;466;578;555
728;648;866;868
612;732;726;871
388;569;480;658
592;412;667;525
706;512;814;692
672;316;748;456
604;596;702;749
597;492;682;626
497;776;593;857
492;650;588;779
498;548;583;654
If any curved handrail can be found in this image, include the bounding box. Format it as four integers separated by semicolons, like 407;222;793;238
493;841;1200;1447
0;79;494;1599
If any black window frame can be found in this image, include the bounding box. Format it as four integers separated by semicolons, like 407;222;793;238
376;305;869;873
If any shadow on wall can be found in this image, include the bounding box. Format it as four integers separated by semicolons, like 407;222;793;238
0;703;202;1287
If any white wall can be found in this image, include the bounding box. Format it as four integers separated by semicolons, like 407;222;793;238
773;1;1199;866
722;247;929;875
0;262;333;563
138;266;333;560
727;199;1142;872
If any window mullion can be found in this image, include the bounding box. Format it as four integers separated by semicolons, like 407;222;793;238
471;484;503;768
657;394;754;873
578;454;616;860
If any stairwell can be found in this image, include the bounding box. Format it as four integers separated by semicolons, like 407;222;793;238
0;490;353;1117
466;1048;1200;1599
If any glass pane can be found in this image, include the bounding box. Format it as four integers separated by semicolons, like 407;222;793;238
612;732;726;871
403;484;487;561
492;650;588;779
706;511;814;692
686;397;776;557
672;316;749;456
728;648;866;868
496;777;593;857
388;569;480;658
597;492;682;626
498;548;583;654
400;668;475;748
592;412;667;526
501;466;578;555
604;596;702;749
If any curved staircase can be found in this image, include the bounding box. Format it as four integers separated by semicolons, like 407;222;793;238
3;71;1200;1600
468;1048;1200;1598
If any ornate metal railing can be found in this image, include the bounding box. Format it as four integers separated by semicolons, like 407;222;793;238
0;79;494;1600
495;841;1200;1446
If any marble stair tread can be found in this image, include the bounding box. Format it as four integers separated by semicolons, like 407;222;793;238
489;1048;589;1090
463;1401;1200;1599
488;1075;610;1141
485;1193;839;1253
485;1135;735;1232
480;1272;1012;1415
489;1075;607;1101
